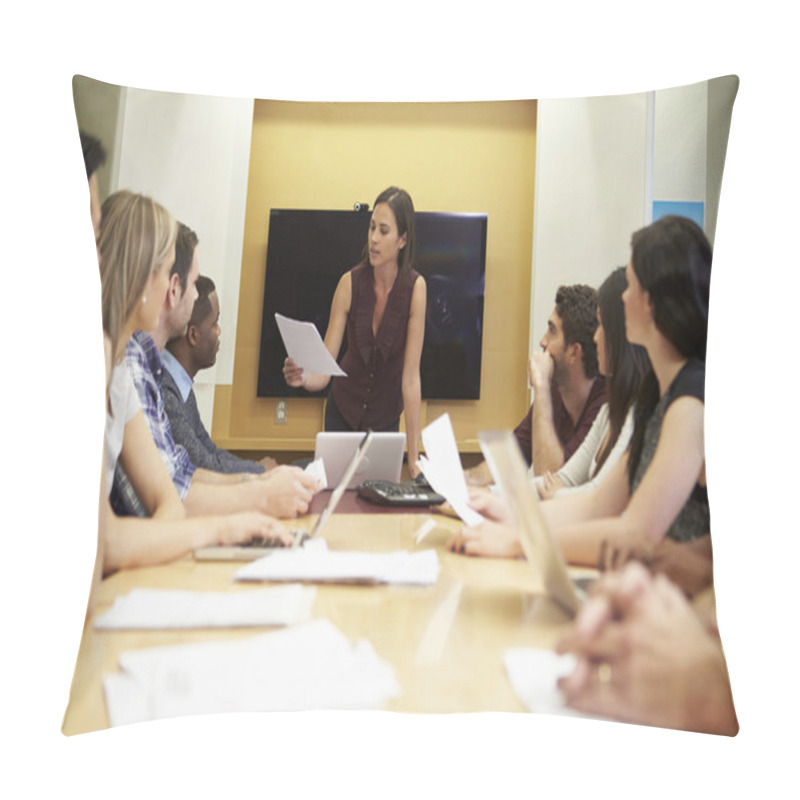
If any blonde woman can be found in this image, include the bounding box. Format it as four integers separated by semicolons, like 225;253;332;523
97;191;290;575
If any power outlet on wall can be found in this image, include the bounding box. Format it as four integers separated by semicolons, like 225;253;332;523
275;399;288;425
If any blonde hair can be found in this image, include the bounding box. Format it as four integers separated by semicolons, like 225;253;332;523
98;191;177;359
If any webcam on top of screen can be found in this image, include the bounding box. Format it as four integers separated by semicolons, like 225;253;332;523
353;202;370;212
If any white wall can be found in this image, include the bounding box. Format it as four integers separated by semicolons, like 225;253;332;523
109;80;723;428
653;81;707;204
706;76;739;244
114;89;254;426
530;79;719;369
72;76;122;203
530;92;650;356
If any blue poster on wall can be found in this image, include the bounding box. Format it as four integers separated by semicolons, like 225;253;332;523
652;200;705;228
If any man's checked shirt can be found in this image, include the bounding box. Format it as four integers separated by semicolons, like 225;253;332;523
110;331;197;516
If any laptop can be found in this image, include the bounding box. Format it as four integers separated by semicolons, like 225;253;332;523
479;430;586;617
314;431;404;490
194;431;375;562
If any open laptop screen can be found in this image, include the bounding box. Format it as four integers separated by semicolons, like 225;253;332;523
194;432;375;561
479;430;583;617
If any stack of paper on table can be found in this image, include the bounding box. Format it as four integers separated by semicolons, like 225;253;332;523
94;585;316;630
234;539;440;585
103;619;401;726
504;648;591;718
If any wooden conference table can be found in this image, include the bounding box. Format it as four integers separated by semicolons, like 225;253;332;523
63;491;587;735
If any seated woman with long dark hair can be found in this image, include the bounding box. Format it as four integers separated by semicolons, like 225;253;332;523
534;266;650;499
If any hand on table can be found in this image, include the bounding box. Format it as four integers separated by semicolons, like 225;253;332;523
257;464;318;518
258;455;279;472
445;490;521;557
447;519;523;558
539;471;565;500
219;512;293;547
463;462;493;487
599;534;714;599
555;562;738;735
598;534;654;573
468;490;514;524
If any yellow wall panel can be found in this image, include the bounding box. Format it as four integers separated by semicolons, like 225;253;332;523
216;99;537;453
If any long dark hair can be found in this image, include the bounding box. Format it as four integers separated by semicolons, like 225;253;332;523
595;267;650;471
360;186;416;274
626;215;712;484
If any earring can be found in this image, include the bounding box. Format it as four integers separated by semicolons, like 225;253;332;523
142;295;147;305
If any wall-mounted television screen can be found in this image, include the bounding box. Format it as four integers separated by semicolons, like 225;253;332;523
256;209;487;400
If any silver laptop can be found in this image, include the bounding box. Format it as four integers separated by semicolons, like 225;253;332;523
314;431;404;489
194;431;375;562
479;430;585;617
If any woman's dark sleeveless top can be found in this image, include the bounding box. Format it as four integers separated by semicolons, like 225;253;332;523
629;358;710;542
331;263;420;431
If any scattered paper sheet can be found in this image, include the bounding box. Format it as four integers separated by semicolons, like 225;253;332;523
94;585;316;630
275;313;346;376
304;457;328;491
103;619;401;726
417;413;483;526
234;539;440;585
504;647;590;718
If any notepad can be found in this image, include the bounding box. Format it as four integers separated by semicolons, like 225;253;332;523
102;619;401;726
94;585;315;629
234;539;440;585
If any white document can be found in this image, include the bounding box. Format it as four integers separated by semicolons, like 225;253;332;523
94;585;316;630
503;647;590;718
275;313;346;376
303;457;328;491
417;413;483;526
234;539;440;586
103;619;401;726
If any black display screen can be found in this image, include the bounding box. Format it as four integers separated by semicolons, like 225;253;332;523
257;209;487;400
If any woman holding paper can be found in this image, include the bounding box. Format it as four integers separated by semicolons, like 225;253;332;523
98;191;292;574
283;187;427;476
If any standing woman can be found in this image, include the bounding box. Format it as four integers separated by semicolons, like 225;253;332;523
284;187;427;476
